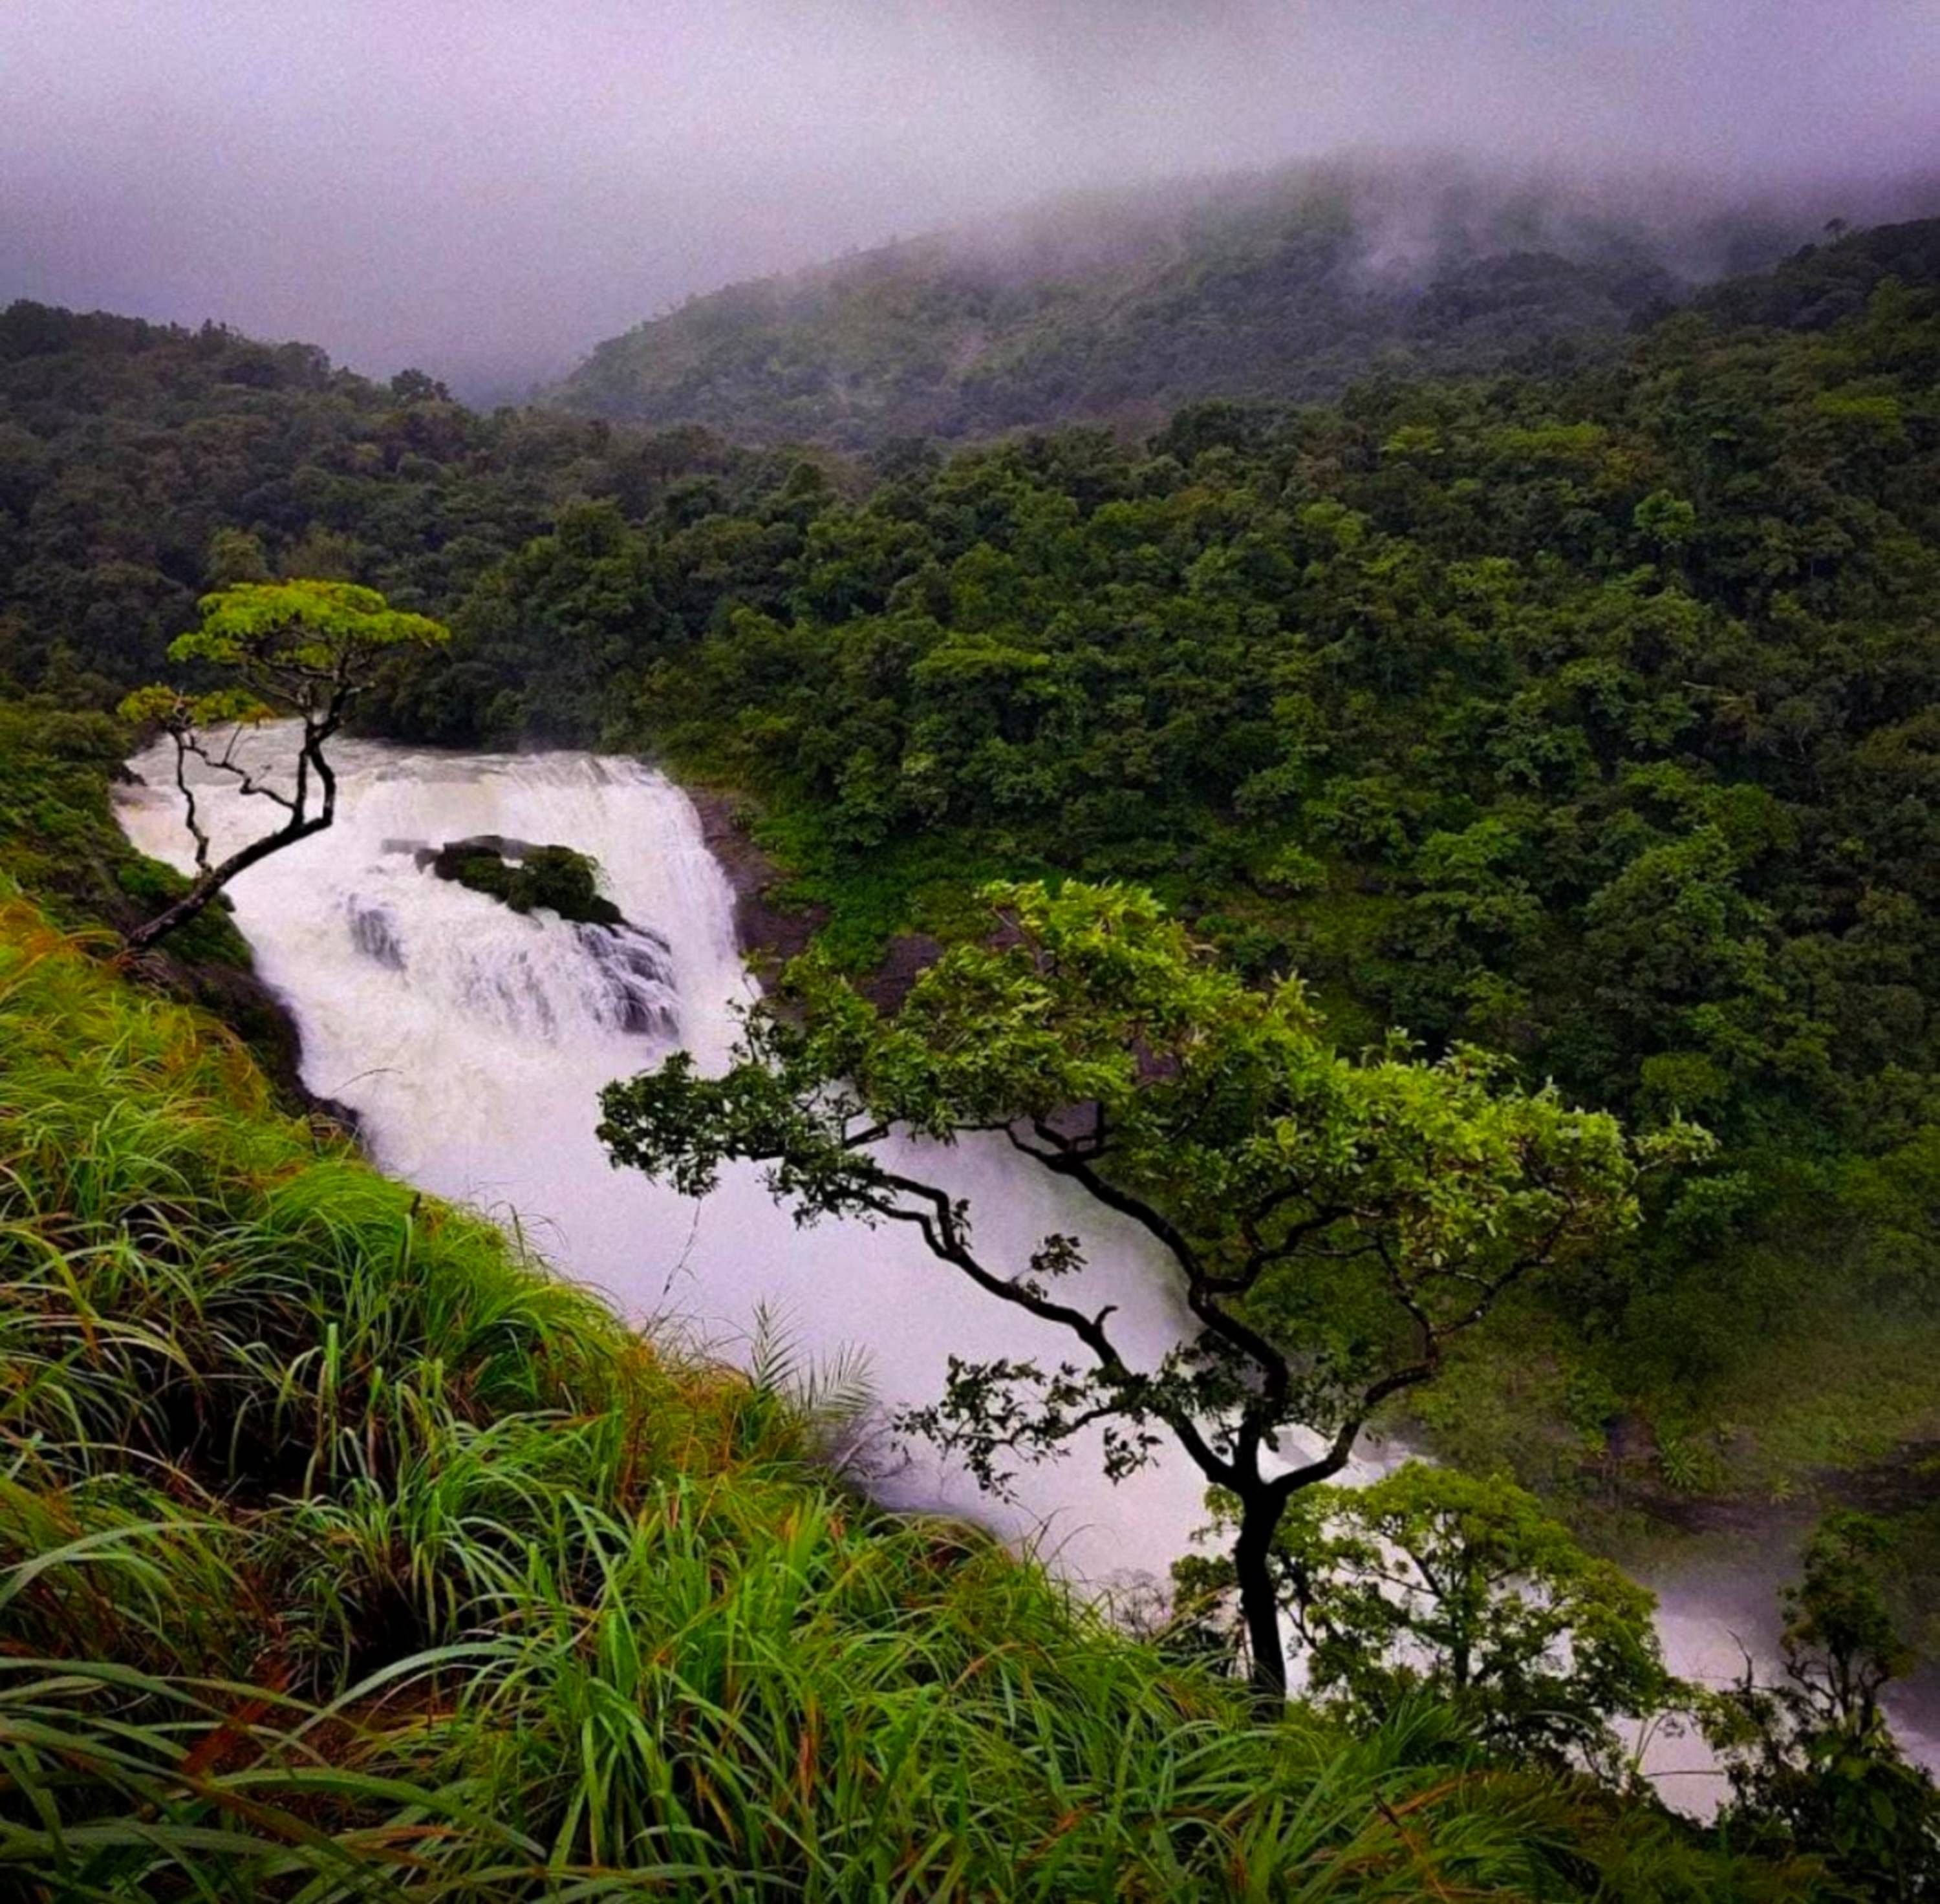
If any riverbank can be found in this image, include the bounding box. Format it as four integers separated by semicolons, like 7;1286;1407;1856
684;777;949;1009
683;782;824;970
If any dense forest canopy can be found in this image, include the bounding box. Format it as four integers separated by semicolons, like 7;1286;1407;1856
4;213;1939;1548
594;221;1940;1526
0;300;808;702
544;160;1848;449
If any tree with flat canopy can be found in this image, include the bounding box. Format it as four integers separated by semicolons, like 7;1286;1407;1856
118;580;447;954
599;880;1705;1698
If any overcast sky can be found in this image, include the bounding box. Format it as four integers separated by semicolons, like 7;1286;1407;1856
3;1;1936;394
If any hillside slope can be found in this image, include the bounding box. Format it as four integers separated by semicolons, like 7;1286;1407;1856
547;161;1828;447
0;850;1801;1893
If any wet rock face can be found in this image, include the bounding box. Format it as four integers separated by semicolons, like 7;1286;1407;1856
684;787;824;969
346;899;405;970
354;833;681;1041
574;921;678;1038
680;785;942;1011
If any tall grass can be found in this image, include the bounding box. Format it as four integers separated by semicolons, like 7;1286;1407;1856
0;896;1814;1898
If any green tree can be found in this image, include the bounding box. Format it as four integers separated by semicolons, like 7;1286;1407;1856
1703;1514;1940;1898
118;581;447;953
204;526;271;586
599;881;1700;1696
388;366;451;404
1180;1462;1669;1777
1632;488;1699;553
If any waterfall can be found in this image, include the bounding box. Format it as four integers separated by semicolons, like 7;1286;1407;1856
116;727;1937;1803
114;729;1256;1586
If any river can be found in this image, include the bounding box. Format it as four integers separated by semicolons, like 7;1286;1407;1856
116;730;1937;1806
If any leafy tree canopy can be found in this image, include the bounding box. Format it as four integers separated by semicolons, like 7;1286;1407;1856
1704;1514;1940;1896
601;879;1703;1691
116;581;447;952
1212;1461;1670;1779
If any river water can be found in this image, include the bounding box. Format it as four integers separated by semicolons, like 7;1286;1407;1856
116;731;1936;1804
115;733;1276;1585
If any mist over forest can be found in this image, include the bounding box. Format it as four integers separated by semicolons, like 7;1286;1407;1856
4;0;1938;395
545;153;1939;445
8;3;1940;1896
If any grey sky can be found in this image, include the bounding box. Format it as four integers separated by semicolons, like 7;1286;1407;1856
3;1;1937;394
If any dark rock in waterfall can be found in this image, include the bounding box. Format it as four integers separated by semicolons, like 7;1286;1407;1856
423;838;622;926
345;899;405;970
574;921;678;1038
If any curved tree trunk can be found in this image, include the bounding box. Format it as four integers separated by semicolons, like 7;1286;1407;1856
125;715;341;957
124;814;330;954
1234;1497;1288;1700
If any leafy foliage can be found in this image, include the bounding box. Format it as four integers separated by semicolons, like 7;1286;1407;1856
599;879;1695;1691
1187;1462;1672;1778
115;580;449;951
0;894;1815;1898
599;220;1940;1514
0;301;803;732
1703;1515;1940;1897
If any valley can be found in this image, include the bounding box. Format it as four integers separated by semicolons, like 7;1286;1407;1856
3;80;1938;1885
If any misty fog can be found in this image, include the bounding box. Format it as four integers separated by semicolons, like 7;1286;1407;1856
4;1;1937;397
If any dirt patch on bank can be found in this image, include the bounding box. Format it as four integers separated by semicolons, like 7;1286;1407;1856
683;786;826;974
681;784;948;1010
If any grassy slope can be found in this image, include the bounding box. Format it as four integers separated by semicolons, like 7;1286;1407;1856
0;872;1815;1893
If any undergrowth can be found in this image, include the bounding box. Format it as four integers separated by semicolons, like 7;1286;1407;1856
0;892;1816;1897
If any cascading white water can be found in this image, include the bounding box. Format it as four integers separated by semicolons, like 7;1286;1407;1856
114;729;1299;1587
116;728;1937;1805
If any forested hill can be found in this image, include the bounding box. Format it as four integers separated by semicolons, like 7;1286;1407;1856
0;300;797;700
545;162;1833;447
6;217;1940;1534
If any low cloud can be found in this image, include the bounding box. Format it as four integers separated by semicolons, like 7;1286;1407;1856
3;1;1935;395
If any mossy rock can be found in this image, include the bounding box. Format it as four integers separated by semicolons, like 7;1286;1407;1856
428;838;621;926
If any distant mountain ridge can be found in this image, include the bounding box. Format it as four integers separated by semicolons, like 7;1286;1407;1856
545;158;1886;448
